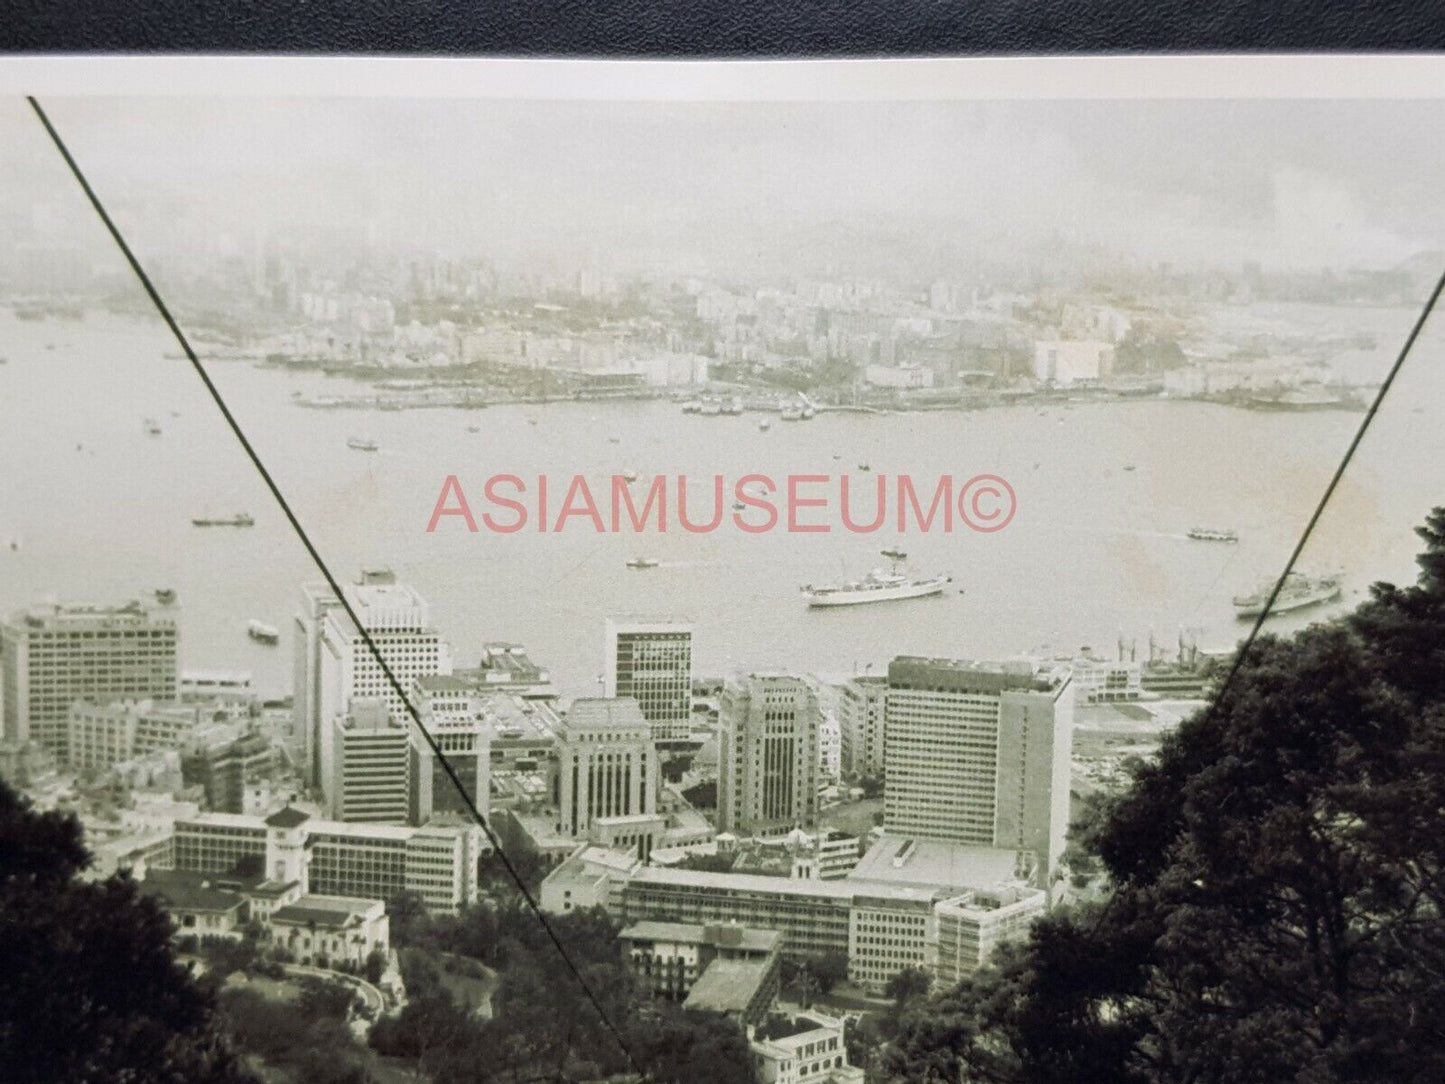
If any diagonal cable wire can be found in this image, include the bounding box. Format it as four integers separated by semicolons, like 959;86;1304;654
26;95;645;1080
1207;263;1445;716
1082;265;1444;932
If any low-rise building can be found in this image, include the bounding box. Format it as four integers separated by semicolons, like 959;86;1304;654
539;844;642;915
751;1012;864;1084
620;920;782;1000
267;895;390;969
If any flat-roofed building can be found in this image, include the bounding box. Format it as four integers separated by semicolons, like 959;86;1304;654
933;886;1047;987
298;570;452;791
3;599;178;762
539;844;643;915
603;618;693;744
325;698;410;823
884;657;1074;891
751;1012;863;1084
834;675;887;776
166;805;480;915
554;698;658;839
719;673;819;836
620;920;782;1000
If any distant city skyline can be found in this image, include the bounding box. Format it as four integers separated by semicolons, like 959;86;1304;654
2;97;1443;280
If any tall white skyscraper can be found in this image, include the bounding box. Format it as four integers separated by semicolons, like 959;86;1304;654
299;570;452;806
883;656;1074;884
718;672;819;836
603;618;692;744
554;698;657;839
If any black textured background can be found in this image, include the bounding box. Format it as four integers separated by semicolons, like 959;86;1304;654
3;0;1445;55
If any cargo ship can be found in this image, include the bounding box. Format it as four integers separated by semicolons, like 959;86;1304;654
1232;572;1342;618
802;551;951;607
192;512;255;527
1188;526;1238;543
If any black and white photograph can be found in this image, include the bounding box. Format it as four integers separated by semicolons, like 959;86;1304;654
1;55;1444;1084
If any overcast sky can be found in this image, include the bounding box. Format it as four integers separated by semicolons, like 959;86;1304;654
3;96;1441;277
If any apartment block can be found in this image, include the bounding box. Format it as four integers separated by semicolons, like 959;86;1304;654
2;600;178;762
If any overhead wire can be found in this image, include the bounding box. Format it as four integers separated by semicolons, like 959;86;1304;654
27;94;646;1082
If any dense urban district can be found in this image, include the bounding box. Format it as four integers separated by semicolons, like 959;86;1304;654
11;238;1443;414
3;236;1445;1083
6;496;1445;1082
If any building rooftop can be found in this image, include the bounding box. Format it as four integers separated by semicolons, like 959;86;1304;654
849;835;1027;893
751;1012;846;1058
629;863;945;905
682;958;775;1016
621;920;782;954
271;894;380;928
264;806;311;829
561;697;649;735
887;655;1066;694
139;868;249;913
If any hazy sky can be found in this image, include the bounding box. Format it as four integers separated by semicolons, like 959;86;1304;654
3;96;1441;276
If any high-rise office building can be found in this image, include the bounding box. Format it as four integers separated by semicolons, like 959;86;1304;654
2;600;178;763
883;657;1074;884
410;675;495;823
323;699;411;824
297;570;451;792
603;618;692;744
718;673;819;835
834;674;888;776
554;698;658;839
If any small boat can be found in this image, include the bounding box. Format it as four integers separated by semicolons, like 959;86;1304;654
801;405;816;420
527;418;539;426
1123;465;1136;472
857;463;872;472
621;469;640;483
247;619;280;644
758;419;771;432
608;436;620;444
154;588;176;605
144;418;162;436
347;437;378;452
192;512;255;528
732;500;747;512
1188;527;1239;543
681;400;701;414
626;556;660;570
699;399;723;417
780;405;803;422
466;425;481;433
722;396;743;416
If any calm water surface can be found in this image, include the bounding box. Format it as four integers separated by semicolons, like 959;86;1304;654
2;308;1442;699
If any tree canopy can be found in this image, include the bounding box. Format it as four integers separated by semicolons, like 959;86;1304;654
0;781;254;1084
886;508;1445;1084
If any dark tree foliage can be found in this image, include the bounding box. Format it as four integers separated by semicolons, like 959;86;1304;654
885;508;1445;1084
0;780;254;1084
376;897;759;1082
